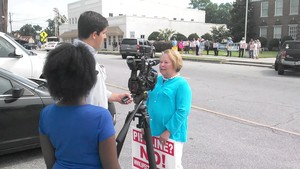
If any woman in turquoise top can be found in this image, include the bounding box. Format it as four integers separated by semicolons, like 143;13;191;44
147;49;192;169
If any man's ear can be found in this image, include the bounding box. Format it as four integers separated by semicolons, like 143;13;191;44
91;31;97;40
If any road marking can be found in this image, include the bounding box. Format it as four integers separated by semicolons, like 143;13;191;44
192;105;300;137
107;83;300;137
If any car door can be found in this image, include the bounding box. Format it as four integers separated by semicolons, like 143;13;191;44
0;36;32;78
0;75;43;155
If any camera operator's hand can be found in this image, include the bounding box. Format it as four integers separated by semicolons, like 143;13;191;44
109;93;133;105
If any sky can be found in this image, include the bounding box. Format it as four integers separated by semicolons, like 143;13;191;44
8;0;234;31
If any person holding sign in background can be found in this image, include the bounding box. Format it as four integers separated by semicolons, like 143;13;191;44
147;49;192;169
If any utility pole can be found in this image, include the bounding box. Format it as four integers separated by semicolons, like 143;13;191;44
53;8;59;37
0;0;8;33
9;12;12;33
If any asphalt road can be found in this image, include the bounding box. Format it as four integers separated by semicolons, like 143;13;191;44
0;53;299;169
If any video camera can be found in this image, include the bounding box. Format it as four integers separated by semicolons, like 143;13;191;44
126;56;159;103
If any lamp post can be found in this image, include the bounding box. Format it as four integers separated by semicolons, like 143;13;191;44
243;0;249;57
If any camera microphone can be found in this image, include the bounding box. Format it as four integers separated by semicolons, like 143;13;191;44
148;59;160;66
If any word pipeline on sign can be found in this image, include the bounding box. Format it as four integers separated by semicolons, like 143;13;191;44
132;128;176;169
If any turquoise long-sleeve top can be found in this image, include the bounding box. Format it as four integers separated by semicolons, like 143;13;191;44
147;75;192;142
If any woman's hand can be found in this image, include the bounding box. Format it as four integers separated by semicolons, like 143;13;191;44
159;130;170;146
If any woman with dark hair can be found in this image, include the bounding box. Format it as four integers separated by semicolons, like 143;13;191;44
39;44;120;169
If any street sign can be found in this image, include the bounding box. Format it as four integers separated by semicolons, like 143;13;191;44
40;31;48;42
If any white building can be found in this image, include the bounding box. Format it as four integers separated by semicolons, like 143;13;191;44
60;0;224;50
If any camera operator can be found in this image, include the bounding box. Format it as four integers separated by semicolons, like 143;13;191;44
146;49;192;169
74;11;133;109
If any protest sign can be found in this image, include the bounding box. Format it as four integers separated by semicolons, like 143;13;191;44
132;127;176;169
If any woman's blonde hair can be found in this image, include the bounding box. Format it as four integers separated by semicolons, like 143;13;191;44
161;49;183;72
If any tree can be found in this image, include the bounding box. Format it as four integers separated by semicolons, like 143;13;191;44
228;0;255;42
216;3;233;24
44;19;55;37
158;28;176;41
148;31;160;41
170;33;188;41
188;33;199;40
201;33;212;41
189;0;211;10
18;24;43;40
210;25;231;42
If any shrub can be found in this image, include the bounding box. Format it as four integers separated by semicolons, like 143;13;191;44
257;37;267;47
153;41;172;52
188;33;199;40
148;31;160;41
268;39;280;51
170;33;188;41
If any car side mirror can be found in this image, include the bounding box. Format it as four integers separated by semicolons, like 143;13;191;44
12;87;24;98
14;48;23;58
4;87;24;103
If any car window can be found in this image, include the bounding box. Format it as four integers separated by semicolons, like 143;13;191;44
0;76;13;95
285;42;300;49
0;37;15;58
122;39;137;45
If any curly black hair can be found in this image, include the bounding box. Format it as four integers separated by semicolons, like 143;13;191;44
43;44;97;102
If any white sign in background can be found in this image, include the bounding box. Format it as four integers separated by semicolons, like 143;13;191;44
132;127;176;169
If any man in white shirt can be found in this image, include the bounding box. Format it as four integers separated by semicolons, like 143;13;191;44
75;11;132;109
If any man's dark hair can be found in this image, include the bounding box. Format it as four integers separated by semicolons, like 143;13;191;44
78;11;109;39
43;44;97;102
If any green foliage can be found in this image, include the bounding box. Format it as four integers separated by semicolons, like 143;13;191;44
19;24;40;37
153;41;172;52
257;37;267;47
45;19;55;37
158;28;176;41
210;25;230;42
228;0;255;42
188;33;199;40
170;33;188;41
189;0;211;10
148;31;160;41
268;39;280;51
201;33;212;41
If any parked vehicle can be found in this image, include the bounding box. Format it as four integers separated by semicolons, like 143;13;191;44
0;31;46;79
22;43;37;50
274;40;300;75
44;41;59;51
0;68;53;155
119;38;155;59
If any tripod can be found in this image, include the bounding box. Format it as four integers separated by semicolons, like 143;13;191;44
116;93;157;169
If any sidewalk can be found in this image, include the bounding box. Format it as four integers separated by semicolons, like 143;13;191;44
98;50;275;68
181;53;275;68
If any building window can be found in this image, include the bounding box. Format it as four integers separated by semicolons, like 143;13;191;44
275;0;283;16
181;18;184;21
75;17;77;24
119;14;123;16
108;36;111;45
109;13;113;17
289;25;298;40
290;0;299;15
191;19;194;21
260;27;267;38
173;18;177;20
130;31;135;38
261;1;268;17
273;26;282;39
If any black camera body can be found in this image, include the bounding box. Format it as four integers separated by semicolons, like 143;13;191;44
126;56;159;103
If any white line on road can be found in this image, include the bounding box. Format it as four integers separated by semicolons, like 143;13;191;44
107;83;300;137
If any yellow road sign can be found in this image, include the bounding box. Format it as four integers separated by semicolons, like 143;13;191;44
40;31;48;39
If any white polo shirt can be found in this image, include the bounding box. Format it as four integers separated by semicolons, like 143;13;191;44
73;39;112;109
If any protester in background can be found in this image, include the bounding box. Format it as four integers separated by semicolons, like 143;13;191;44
226;37;233;57
40;44;121;169
248;38;254;59
204;40;210;55
198;39;205;56
178;40;184;54
213;40;219;56
238;37;247;57
195;38;200;55
147;49;192;169
183;40;190;54
74;11;132;109
172;38;178;51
